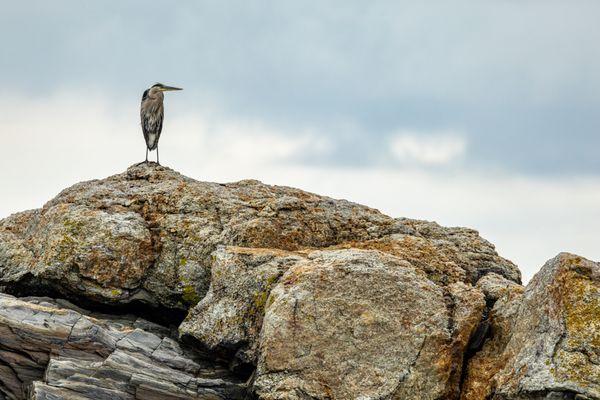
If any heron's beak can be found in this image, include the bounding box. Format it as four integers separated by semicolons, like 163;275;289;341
160;85;183;91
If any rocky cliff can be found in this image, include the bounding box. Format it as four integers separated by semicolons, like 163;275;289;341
0;163;597;399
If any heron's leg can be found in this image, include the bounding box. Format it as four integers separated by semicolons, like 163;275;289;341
145;148;148;163
156;146;160;165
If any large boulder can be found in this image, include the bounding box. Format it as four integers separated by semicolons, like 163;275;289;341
331;220;522;285
179;232;520;372
179;246;305;366
253;249;485;399
462;253;600;399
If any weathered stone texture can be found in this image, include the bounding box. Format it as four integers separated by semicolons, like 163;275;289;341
179;246;305;365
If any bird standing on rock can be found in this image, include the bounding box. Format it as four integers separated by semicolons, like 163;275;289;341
140;83;182;165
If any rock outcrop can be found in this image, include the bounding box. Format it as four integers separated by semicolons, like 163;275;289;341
462;253;600;399
0;163;597;399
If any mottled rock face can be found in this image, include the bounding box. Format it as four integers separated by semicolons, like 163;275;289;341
460;278;525;400
462;253;600;400
476;272;524;302
253;250;485;400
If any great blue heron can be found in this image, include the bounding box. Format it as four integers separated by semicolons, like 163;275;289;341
140;83;182;164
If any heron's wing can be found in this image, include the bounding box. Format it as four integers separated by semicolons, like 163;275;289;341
142;118;150;147
141;103;164;150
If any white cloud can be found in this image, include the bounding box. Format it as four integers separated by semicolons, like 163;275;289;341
166;115;331;166
389;131;467;165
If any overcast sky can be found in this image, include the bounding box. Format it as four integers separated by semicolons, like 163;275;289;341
1;1;599;282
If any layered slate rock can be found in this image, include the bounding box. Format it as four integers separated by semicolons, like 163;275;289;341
253;250;485;399
462;253;600;399
0;163;519;311
0;293;245;400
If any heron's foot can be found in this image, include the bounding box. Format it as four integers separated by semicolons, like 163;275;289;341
135;160;148;166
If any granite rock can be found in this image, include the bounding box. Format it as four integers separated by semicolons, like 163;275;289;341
179;246;305;367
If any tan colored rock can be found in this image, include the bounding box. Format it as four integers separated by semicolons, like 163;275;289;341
380;219;522;285
0;163;528;400
476;272;523;302
180;229;518;372
329;223;522;287
462;253;600;399
253;249;485;399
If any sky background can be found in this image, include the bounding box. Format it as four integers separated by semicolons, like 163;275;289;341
1;1;599;282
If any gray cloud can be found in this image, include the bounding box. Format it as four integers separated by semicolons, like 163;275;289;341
1;0;600;175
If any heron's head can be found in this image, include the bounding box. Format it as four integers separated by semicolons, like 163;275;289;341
152;83;183;92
